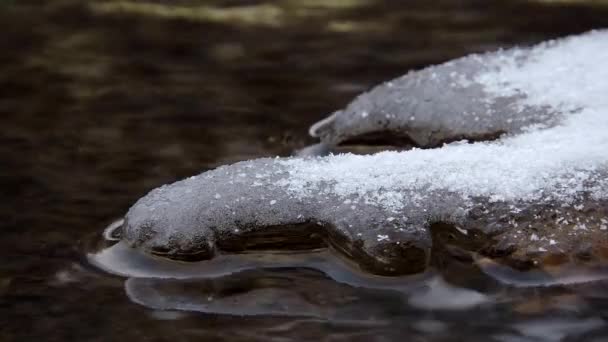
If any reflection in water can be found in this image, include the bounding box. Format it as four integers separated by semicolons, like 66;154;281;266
84;226;608;340
125;271;400;320
476;256;608;287
509;318;605;342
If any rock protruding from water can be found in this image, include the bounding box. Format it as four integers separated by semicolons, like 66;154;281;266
123;30;608;276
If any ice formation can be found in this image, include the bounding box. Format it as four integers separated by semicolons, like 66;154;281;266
122;30;608;276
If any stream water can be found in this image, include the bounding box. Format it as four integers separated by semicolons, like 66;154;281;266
3;0;608;341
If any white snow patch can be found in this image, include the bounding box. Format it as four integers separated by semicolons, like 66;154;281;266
279;30;608;211
377;234;389;242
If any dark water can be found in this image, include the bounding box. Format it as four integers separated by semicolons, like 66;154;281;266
3;0;608;341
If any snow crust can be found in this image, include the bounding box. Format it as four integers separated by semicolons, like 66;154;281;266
280;30;608;210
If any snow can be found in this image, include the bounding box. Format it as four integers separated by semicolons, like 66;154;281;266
377;234;389;242
279;30;608;211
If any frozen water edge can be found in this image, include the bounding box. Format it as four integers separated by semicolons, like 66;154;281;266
89;241;432;289
280;30;608;211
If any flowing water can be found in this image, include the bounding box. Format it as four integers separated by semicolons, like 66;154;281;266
3;0;608;341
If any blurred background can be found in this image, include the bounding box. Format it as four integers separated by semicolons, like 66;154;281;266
2;0;608;341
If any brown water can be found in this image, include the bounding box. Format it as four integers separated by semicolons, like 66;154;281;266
3;0;608;341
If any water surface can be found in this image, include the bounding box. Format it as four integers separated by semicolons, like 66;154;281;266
3;0;608;340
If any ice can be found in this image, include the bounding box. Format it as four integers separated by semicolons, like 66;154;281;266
89;241;431;290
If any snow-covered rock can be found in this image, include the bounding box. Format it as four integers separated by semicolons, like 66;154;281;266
122;29;608;276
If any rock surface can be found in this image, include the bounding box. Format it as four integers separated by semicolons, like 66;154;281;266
122;29;608;276
308;47;554;148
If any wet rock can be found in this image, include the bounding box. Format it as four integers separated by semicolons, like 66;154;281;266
122;30;608;277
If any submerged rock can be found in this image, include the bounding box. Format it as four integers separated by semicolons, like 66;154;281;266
122;30;608;276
